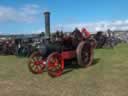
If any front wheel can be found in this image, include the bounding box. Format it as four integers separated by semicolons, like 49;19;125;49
28;51;46;74
47;52;64;77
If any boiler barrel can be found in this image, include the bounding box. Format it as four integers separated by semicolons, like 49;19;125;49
39;43;62;57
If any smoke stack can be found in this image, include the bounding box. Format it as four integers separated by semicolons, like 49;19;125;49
44;11;50;38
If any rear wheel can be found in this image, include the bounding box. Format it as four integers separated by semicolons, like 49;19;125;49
47;52;64;77
76;41;94;67
28;51;46;74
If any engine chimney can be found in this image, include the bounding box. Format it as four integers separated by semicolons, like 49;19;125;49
44;11;50;38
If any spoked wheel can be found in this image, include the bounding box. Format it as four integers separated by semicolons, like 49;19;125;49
47;52;64;77
28;51;46;74
76;41;94;67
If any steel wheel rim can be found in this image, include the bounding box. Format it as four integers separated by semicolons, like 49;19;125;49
77;41;94;67
28;52;46;74
47;52;64;77
81;43;91;65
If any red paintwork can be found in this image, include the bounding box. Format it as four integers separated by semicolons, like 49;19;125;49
34;61;43;65
61;50;76;60
47;52;64;77
32;57;46;74
81;28;91;38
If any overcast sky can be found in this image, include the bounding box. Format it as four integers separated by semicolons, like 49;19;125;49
0;0;128;34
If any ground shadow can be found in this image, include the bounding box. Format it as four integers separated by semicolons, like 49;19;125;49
92;58;100;66
62;60;80;75
62;58;100;75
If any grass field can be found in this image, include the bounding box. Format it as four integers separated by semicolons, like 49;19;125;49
0;43;128;96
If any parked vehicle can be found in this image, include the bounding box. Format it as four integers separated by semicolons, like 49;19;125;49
28;29;96;77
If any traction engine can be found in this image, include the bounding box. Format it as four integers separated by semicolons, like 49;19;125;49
28;12;96;77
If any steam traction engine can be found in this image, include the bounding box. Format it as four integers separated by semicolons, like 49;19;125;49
28;12;96;77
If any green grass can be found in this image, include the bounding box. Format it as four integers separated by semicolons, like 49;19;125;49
0;43;128;96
